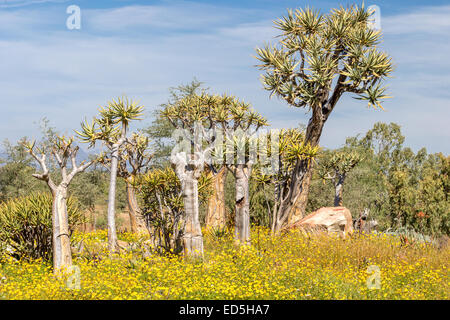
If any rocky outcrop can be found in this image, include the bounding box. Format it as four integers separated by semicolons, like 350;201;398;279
283;206;353;237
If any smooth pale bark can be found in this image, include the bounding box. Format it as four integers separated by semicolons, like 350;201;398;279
182;177;204;257
126;179;145;233
107;145;119;253
234;164;251;244
171;152;204;258
28;143;94;273
51;186;72;272
334;174;345;207
205;167;227;230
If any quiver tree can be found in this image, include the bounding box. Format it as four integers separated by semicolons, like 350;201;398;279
211;96;268;244
162;90;268;248
162;93;214;257
204;165;228;230
253;128;319;233
99;132;152;233
140;167;211;254
171;151;206;257
149;81;230;231
318;149;363;206
76;96;144;252
140;167;184;253
23;136;95;273
256;4;393;230
205;95;267;235
162;88;268;246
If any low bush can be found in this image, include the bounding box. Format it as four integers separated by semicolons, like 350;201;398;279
0;192;84;261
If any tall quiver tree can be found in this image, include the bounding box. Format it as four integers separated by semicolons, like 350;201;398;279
162;93;213;258
205;96;268;233
256;4;393;226
253;128;319;233
24;136;95;273
219;98;268;244
98;132;152;233
318;149;363;206
204;165;228;230
77;97;144;252
118;133;152;233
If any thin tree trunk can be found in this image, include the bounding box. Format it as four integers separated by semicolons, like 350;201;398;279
126;179;145;233
205;167;227;230
235;164;251;244
52;186;72;273
182;176;204;258
93;209;97;231
107;145;119;253
334;175;345;207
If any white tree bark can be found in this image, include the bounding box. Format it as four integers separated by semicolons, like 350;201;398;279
234;164;251;244
27;141;93;273
107;144;120;253
171;152;204;258
52;185;72;271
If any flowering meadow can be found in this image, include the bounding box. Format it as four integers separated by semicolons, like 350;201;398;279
0;228;448;300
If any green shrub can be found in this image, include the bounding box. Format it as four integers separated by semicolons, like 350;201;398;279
0;192;84;261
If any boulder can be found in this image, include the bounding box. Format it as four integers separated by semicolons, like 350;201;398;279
284;206;353;237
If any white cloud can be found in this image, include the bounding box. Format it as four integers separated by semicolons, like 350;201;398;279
0;2;448;154
382;5;450;35
85;2;259;32
0;0;68;8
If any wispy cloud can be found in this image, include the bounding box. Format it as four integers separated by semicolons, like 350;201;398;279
0;0;68;8
382;5;450;34
0;2;448;154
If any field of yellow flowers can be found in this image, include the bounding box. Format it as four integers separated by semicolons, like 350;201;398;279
0;228;448;300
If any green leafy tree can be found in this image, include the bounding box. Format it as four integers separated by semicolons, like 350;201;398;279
0;138;47;201
360;122;404;174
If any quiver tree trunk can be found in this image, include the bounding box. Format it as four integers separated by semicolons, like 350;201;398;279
171;152;204;258
273;112;325;233
126;179;145;233
205;167;228;230
234;164;251;244
182;177;204;258
334;174;345;207
288;166;314;225
107;145;119;253
51;186;72;273
25;135;95;273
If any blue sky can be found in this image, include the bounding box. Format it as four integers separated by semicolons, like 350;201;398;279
0;0;449;154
